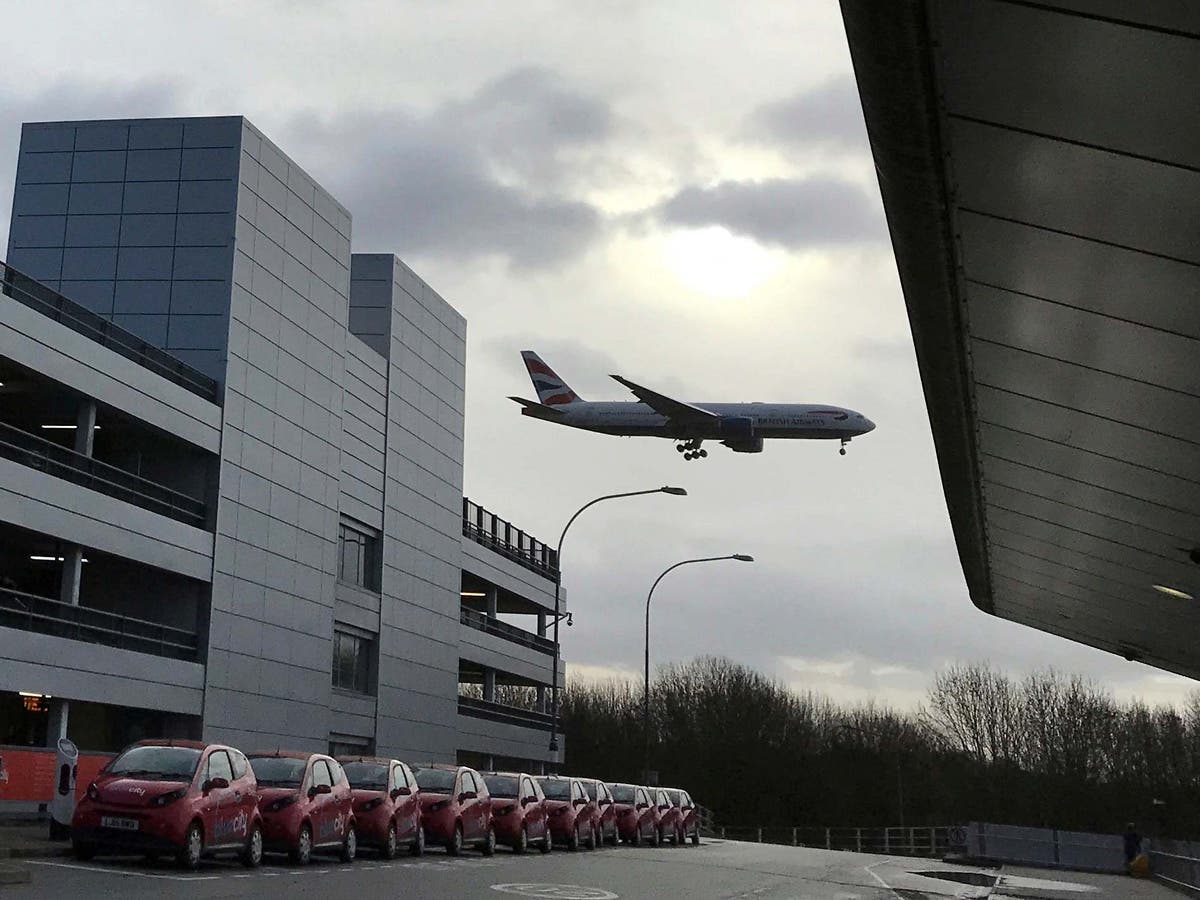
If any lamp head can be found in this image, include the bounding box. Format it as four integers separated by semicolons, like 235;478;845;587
660;486;688;496
732;554;754;562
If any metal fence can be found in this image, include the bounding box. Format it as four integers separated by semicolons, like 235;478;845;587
1;261;220;402
959;821;1126;874
0;421;207;526
462;498;559;580
710;824;954;857
457;695;556;732
0;586;200;661
460;608;556;656
1150;839;1200;894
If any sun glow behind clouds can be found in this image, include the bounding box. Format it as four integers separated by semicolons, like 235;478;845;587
662;226;780;298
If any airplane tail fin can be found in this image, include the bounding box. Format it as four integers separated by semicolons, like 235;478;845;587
521;351;583;405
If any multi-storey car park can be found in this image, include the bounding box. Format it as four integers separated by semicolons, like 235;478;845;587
0;116;565;786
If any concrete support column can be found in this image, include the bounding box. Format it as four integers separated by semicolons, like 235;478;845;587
73;398;97;456
537;611;547;638
536;685;546;713
45;699;69;744
486;586;498;620
483;668;496;703
59;546;84;606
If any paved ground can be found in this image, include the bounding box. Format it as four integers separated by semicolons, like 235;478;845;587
1;839;1178;899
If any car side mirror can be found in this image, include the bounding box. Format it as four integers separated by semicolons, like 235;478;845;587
459;790;477;802
521;796;534;806
203;776;229;792
600;798;611;807
309;783;332;797
391;786;411;798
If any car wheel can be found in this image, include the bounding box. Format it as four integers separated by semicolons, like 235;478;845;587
539;828;552;854
585;824;597;851
291;822;313;865
241;823;264;868
691;828;700;846
447;822;464;856
382;821;398;860
72;840;96;861
566;820;579;851
630;825;641;847
176;821;203;870
481;825;496;857
649;826;660;847
514;824;528;854
411;825;425;857
340;824;357;863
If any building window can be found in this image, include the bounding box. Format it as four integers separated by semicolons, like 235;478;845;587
338;519;381;592
332;629;374;694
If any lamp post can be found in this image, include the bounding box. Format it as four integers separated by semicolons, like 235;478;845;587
548;486;688;755
642;553;753;784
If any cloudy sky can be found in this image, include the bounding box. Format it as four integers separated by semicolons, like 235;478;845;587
1;0;1192;710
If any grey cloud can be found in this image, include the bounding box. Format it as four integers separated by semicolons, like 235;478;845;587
747;75;868;150
282;68;615;269
654;176;884;248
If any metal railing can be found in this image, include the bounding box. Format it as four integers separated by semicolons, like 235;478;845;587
710;824;955;857
1;261;220;403
0;586;200;661
459;608;556;656
1150;839;1200;894
0;421;207;527
457;695;556;732
462;499;559;581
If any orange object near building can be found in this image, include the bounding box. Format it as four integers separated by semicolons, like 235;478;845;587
0;747;111;803
1130;852;1150;877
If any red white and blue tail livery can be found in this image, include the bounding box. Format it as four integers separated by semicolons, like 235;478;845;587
509;351;875;461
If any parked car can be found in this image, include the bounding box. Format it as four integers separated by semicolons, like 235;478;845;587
580;778;618;845
482;771;551;854
607;783;660;846
338;756;423;858
655;787;683;845
413;765;495;856
71;739;263;869
536;775;596;851
248;751;356;864
664;788;700;845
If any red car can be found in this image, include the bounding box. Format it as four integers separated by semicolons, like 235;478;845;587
71;739;262;869
339;757;424;858
414;765;495;856
665;788;700;845
482;771;551;853
249;751;356;864
607;783;660;846
654;788;683;845
536;775;597;851
580;778;618;846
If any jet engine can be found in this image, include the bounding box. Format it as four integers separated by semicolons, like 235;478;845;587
721;437;764;453
718;416;755;439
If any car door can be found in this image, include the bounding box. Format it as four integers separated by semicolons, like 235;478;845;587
457;771;476;840
196;749;224;844
226;749;255;844
598;782;613;836
327;758;352;839
309;759;335;844
399;763;420;838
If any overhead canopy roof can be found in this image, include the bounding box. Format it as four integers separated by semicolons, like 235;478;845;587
840;1;1200;676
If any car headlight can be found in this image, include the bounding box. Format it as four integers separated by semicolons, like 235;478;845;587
497;804;515;816
85;783;100;801
267;794;301;812
151;788;187;807
357;798;383;812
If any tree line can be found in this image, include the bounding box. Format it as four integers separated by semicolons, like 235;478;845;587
557;657;1200;838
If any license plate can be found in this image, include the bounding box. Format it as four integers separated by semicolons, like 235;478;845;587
101;816;139;831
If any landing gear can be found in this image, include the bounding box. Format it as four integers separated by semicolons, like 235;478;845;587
839;438;849;456
676;439;708;461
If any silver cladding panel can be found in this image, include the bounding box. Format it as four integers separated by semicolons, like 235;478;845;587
868;1;1200;673
204;120;352;750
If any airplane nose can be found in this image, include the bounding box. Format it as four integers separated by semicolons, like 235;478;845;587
862;418;876;433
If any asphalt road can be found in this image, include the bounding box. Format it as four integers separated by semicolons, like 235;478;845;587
7;840;1168;899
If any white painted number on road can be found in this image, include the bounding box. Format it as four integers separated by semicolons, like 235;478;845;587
491;885;619;899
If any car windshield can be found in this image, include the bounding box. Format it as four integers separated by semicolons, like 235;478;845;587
249;757;307;786
341;762;388;790
414;768;457;793
610;785;635;803
539;780;571;800
483;775;519;798
107;746;201;779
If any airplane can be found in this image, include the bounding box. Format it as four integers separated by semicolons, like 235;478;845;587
509;351;876;461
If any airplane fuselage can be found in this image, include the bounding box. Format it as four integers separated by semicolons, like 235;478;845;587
521;401;873;441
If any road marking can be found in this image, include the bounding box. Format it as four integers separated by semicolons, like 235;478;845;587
30;861;220;882
491;885;619;899
863;859;903;900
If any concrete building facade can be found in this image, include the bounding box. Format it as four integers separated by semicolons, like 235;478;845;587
0;116;561;779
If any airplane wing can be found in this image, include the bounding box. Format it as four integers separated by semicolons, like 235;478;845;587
609;374;719;424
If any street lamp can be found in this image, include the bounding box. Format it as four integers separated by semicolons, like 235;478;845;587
642;553;753;784
548;486;688;754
